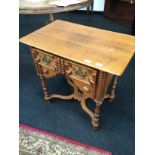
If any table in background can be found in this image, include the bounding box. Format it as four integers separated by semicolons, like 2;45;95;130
19;0;93;23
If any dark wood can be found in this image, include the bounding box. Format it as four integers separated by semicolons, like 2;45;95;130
104;0;135;25
131;18;135;35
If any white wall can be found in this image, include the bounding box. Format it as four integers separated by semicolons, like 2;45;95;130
93;0;105;11
81;0;105;12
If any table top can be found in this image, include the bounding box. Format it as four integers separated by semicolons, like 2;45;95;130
19;0;91;14
20;20;135;76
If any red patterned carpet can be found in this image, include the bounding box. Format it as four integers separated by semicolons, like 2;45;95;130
19;124;112;155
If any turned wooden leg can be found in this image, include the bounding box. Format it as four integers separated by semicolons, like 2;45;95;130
91;1;94;14
46;13;55;24
92;103;101;130
86;5;91;20
87;1;93;16
109;76;118;102
87;6;90;15
39;75;49;103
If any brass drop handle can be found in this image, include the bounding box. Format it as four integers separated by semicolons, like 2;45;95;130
83;86;90;92
88;75;95;84
42;55;51;64
74;68;87;79
35;56;40;62
43;68;49;74
66;68;72;74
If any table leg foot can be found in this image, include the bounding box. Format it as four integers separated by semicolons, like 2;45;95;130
108;95;115;102
45;98;50;104
92;124;99;130
92;102;101;130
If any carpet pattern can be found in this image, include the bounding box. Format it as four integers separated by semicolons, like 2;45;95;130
20;124;111;155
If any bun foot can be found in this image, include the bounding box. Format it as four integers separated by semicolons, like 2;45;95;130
109;97;114;102
92;124;99;130
45;99;50;104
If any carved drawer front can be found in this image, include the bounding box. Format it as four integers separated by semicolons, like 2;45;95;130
33;49;61;78
64;60;97;98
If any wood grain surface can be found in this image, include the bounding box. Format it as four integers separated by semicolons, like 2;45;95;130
20;20;135;75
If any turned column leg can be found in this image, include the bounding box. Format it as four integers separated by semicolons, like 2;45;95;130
109;76;118;102
92;103;101;130
39;75;49;103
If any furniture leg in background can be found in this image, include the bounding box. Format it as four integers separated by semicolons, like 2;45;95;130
40;75;49;103
47;13;55;24
20;0;94;24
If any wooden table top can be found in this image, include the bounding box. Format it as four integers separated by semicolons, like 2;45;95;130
20;20;135;75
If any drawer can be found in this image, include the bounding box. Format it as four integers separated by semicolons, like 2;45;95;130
64;60;97;98
32;49;61;78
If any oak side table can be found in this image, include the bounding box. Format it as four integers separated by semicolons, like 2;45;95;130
20;20;135;130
